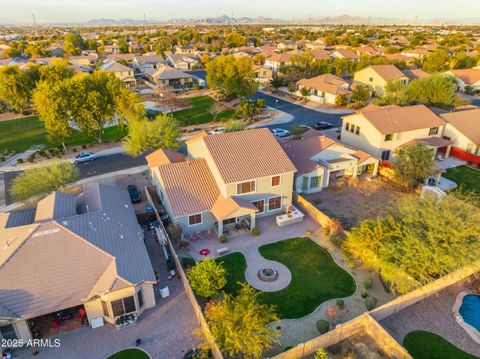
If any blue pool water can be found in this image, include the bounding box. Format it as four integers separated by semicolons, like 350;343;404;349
459;294;480;331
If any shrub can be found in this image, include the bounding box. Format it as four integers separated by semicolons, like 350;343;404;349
364;277;373;289
219;235;228;243
284;346;293;352
72;148;77;152
336;298;345;309
361;290;368;298
330;233;346;247
27;156;34;163
314;348;329;359
365;296;377;310
316;319;330;334
0;157;5;162
181;257;197;268
81;144;87;149
187;258;227;298
251;227;260;236
322;226;331;236
328;218;344;236
305;229;312;235
16;158;23;164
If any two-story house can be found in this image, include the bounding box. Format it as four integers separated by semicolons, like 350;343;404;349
281;130;379;194
353;64;409;97
148;129;297;237
341;104;452;161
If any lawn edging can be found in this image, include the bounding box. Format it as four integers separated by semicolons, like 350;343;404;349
106;347;152;359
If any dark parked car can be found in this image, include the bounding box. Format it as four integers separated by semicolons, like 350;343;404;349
314;121;333;130
127;184;141;203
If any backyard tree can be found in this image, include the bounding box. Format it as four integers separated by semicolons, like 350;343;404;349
187;258;227;298
0;65;29;113
206;55;258;99
123;114;181;156
351;84;370;106
270;76;284;92
405;75;460;109
205;283;279;358
208;101;225;122
223;119;246;133
63;33;85;56
393;142;435;188
377;80;408;106
422;48;450;73
343;194;480;295
10;162;79;202
38;59;74;84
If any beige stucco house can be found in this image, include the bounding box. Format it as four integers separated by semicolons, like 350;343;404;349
446;69;480;93
148;128;297;237
0;185;156;345
296;74;351;105
441;109;480;155
341;104;452;161
353;64;409;97
98;59;136;87
281;130;379;194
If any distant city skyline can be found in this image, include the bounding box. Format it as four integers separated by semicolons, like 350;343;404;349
1;0;480;24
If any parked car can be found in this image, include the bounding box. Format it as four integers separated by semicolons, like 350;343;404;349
127;184;141;203
314;121;333;130
270;128;290;138
71;152;97;164
208;127;225;135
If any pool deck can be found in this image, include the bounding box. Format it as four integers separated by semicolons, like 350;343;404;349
380;282;480;356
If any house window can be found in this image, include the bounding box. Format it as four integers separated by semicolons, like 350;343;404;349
302;177;309;191
381;150;391;161
355;126;360;135
310;176;322;188
385;134;393;141
268;196;282;211
0;324;17;340
429;127;439;136
345;122;350;131
237;180;256;194
252;200;265;213
188;213;202;226
111;296;137;317
137;289;144;309
443;135;451;141
350;124;355;133
271;175;281;187
101;300;109;317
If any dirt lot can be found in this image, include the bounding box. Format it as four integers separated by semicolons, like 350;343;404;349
304;178;414;229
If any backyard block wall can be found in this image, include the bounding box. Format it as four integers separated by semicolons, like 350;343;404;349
293;193;331;227
271;313;412;359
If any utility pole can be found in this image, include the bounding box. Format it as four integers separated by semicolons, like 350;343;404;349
32;12;38;35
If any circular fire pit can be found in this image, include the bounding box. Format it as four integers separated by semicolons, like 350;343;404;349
257;267;279;282
199;248;210;256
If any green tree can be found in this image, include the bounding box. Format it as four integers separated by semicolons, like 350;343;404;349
376;80;408;106
123;115;181;156
235;99;260;123
270;76;284;92
206;55;258;100
3;41;24;58
299;86;310;101
393;142;435;188
10;162;79;202
351;84;370;105
343;195;480;294
63;33;85;56
335;94;349;107
187;258;227;298
223;119;246;133
422;49;450;73
225;32;246;48
0;65;29;113
287;82;296;97
205;283;279;358
118;39;129;54
405;75;459;109
38;59;74;84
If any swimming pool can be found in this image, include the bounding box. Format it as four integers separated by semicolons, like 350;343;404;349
459;294;480;331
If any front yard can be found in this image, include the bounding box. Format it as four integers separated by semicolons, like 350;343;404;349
444;165;480;195
172;96;234;126
304;178;414;229
217;237;356;319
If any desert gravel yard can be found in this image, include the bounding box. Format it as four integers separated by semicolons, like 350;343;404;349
304;178;414;229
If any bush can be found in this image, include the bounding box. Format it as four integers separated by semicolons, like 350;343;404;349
316;319;330;334
364;277;373;289
187;258;227;298
361;290;368;298
322;226;331;236
0;157;5;162
219;235;228;243
181;257;197;268
330;233;346;247
72;148;77;152
16;158;23;164
284;346;293;352
251;227;260;236
365;296;377;310
81;144;87;149
305;229;312;235
27;156;34;163
314;348;329;359
336;298;345;309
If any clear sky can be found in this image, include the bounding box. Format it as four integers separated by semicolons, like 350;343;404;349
0;0;479;23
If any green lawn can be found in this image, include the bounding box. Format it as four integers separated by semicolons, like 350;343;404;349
0;115;128;153
172;96;234;126
218;237;356;319
444;165;480;195
107;348;151;359
403;331;479;359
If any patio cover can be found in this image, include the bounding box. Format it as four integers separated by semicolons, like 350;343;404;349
211;196;258;221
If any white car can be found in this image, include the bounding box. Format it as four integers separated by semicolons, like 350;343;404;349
208;127;225;135
270;128;290;138
71;152;97;164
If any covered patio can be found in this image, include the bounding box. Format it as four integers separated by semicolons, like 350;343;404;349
211;196;259;238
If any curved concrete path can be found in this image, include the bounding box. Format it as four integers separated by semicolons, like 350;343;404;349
243;247;292;292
